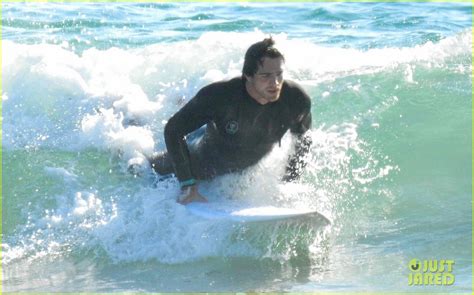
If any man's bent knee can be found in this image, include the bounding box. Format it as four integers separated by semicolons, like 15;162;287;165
149;152;174;175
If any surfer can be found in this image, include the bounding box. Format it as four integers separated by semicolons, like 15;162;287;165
150;38;313;204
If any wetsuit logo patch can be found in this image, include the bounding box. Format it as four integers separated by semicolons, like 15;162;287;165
225;121;239;135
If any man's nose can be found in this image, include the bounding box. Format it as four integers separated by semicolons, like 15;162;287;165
270;75;280;85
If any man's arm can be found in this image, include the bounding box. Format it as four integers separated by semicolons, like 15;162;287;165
282;99;313;182
282;132;312;182
164;85;215;187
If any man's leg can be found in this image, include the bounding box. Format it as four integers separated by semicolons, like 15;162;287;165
149;151;174;175
149;126;219;179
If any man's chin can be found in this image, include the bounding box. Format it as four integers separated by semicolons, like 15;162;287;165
267;94;280;102
264;91;280;100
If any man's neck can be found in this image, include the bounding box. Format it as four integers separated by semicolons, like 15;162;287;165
245;80;268;105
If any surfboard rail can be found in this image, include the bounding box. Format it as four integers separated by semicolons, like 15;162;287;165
186;203;331;224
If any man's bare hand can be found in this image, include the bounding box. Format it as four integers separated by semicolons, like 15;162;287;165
178;185;208;205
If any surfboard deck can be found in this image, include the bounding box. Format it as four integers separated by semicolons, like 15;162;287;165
186;202;330;224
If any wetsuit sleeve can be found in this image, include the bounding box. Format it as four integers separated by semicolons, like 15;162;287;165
283;92;313;182
164;85;216;184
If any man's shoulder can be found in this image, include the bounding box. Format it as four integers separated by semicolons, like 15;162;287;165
282;80;311;107
283;80;308;95
201;77;242;94
190;77;242;110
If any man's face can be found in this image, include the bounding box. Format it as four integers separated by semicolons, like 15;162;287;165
246;57;284;104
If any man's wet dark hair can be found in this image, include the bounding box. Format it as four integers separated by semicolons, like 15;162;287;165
242;37;285;78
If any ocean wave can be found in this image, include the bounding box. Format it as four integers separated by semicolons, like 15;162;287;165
2;30;470;154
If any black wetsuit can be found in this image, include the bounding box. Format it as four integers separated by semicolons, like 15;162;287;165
150;77;312;183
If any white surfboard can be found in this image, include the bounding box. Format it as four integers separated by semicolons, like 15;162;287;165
186;202;330;224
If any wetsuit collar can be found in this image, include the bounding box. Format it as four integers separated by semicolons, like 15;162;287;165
241;77;277;106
